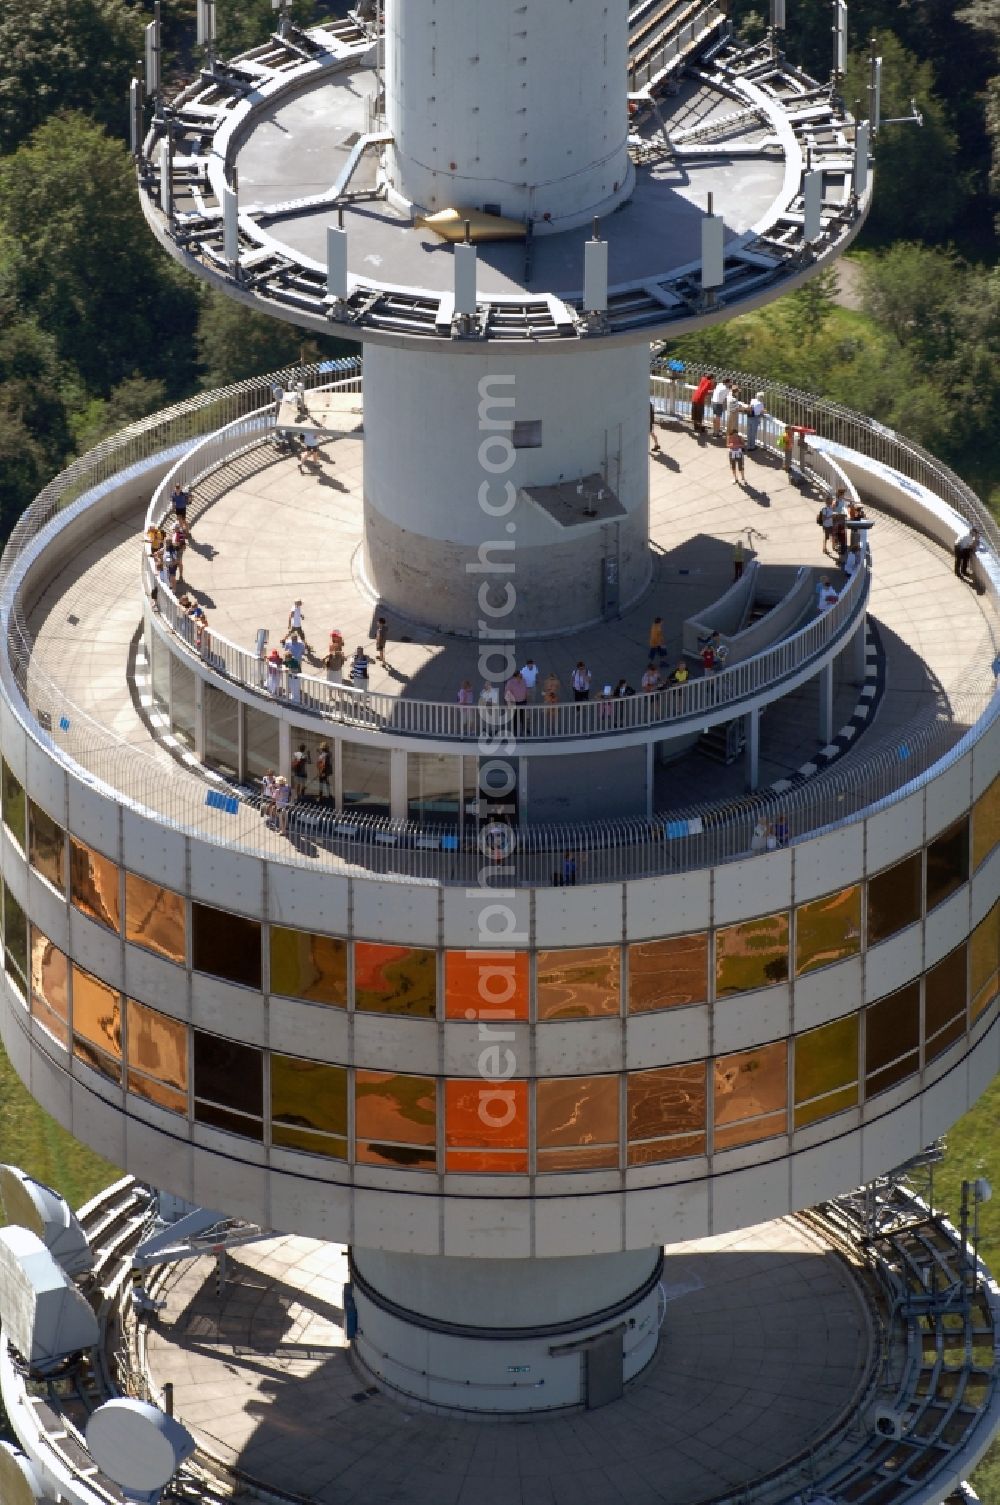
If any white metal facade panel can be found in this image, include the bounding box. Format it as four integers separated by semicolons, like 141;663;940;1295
863;924;923;1003
22;745;67;829
442;886;531;949
625;870;712;940
268;996;349;1063
190;974;266;1046
534;1019;623;1076
792;956;863;1032
442;1019;530;1078
625;1006;709;1071
626;1179;710;1247
925;886;971;970
790;1134;863;1211
711;1155;790;1235
865;790;924;872
353;1012;439;1076
860;1098;921;1183
352;876;439;945
265;859;350;935
123;945;189;1022
712;849;792;925
533;1193;625;1258
712;984;790;1054
121;809;187;891
65;909;119;988
442;1199;533;1260
925;751;973;841
189;845;265;918
535;884;624;947
66;775;121;859
792;822;865;905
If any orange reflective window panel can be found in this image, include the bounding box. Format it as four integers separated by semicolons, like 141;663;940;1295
445;951;529;1021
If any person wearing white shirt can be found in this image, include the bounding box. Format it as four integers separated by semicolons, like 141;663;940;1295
519;659;539;700
710;379;730;437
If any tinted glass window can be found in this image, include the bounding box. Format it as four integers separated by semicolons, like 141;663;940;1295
30;929;69;1047
28;801;65;893
271;1056;347;1150
865;983;920;1095
125;874;186;963
795;888;861;977
536;947;621;1020
970;904;999;1019
193;1030;263;1117
1;760;26;849
973;778;1000;871
445;951;529;1021
715;913;789;996
70;840;120;932
354;943;436;1017
926;818;970;912
793;1015;859;1128
714;1042;787;1150
192;903;262;990
3;882;28;995
628;935;708;1012
355;1070;436;1169
867;854;922;946
270;928;347;1006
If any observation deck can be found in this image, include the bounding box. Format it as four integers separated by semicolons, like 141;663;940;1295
0;364;996;1271
136;14;874;346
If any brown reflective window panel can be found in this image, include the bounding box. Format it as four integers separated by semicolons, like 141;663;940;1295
866;1053;919;1099
193;1030;263;1118
70;840;120;933
446;1149;529;1174
271;1056;347;1138
795;887;862;978
714;1042;788;1139
73;1036;122;1084
536;1076;619;1148
865;983;920;1076
445;951;529;1021
28;802;65;893
126;1000;187;1091
715;913;789;996
536;947;621;1021
356;1141;436;1170
30;929;69;1048
925;944;968;1042
627;1063;707;1142
715;1111;787;1151
125;873;186;963
926;818;970;913
628;1133;706;1166
3;883;27;991
2;759;25;850
628;935;708;1013
445;1079;528;1150
30;929;69;1022
194;1101;264;1141
272;1125;348;1160
794;1015;859;1107
970;904;999;1020
192;903;262;990
973;778;1000;871
794;1084;859;1130
127;1071;187;1115
354;942;436;1018
867;854;922;946
355;1071;436;1146
270;928;347;1007
71;966;121;1060
537;1146;619;1171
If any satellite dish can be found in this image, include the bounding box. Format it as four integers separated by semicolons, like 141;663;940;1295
0;1442;53;1504
86;1400;195;1497
0;1166;94;1279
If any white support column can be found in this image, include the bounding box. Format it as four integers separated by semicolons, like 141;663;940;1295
819;663;834;746
645;741;654;819
278;719;292;782
390;749;408;822
803;170;823;243
745;707;760;791
194;675;206;762
852;613;868;684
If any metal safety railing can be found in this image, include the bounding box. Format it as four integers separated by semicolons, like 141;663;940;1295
142;381;869;744
0;363;996;886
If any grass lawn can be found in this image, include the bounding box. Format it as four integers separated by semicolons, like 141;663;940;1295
0;1043;119;1217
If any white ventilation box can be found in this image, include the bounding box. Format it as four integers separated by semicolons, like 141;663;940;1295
0;1227;99;1372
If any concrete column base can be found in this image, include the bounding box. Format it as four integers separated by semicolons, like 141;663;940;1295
349;1247;663;1414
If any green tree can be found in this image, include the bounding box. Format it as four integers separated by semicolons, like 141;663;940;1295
215;0;322;57
196;288;353;387
0;0;142;155
0;407;50;540
0;113;199;395
70;373;169;453
846;35;964;244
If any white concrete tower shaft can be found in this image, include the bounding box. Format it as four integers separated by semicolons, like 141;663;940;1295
384;0;634;230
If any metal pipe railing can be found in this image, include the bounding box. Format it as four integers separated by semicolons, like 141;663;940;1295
0;362;995;887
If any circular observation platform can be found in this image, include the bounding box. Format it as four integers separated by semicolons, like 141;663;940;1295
0;368;997;1265
4;1175;1000;1505
137;23;874;345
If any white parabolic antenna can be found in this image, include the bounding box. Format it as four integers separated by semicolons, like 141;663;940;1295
0;1441;52;1503
85;1399;195;1495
